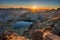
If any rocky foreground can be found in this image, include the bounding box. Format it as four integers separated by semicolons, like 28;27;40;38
0;30;29;40
0;29;60;40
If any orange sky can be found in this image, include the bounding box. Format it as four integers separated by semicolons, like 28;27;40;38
0;5;58;10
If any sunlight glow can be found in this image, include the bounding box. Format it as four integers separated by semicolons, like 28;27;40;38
32;5;37;9
31;5;38;13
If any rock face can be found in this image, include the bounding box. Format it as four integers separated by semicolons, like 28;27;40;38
0;30;28;40
29;29;60;40
30;30;43;40
43;31;60;40
52;20;60;36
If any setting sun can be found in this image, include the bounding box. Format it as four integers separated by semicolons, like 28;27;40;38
31;5;39;13
32;5;37;9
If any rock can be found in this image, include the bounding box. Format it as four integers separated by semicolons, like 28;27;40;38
0;30;29;40
30;30;43;40
43;31;60;40
52;20;60;36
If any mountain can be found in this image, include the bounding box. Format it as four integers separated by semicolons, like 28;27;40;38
0;8;60;40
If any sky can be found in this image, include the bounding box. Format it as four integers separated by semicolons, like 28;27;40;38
0;0;60;9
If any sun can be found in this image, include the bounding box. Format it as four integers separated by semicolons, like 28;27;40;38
32;6;36;13
31;5;38;13
32;5;37;9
